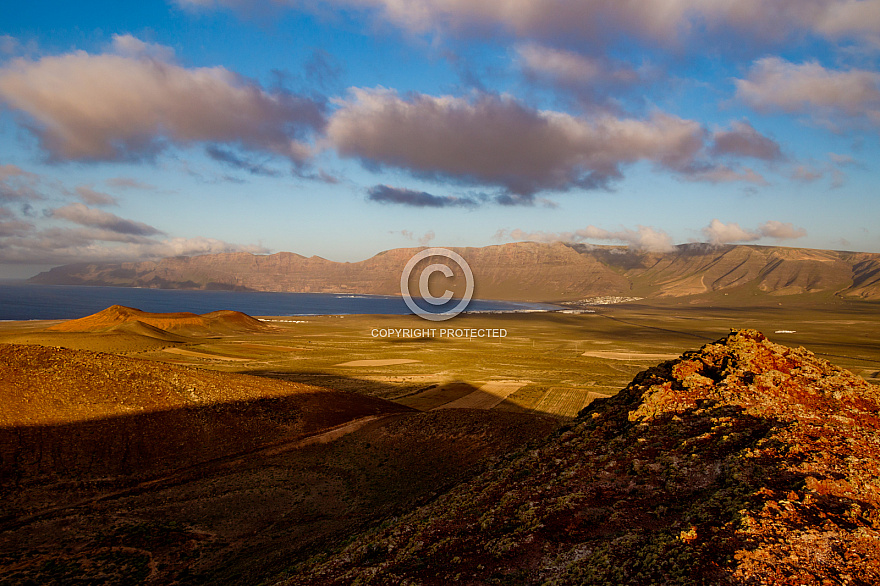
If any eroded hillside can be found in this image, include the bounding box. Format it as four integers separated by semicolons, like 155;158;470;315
29;242;880;301
0;343;409;480
0;343;558;584
288;330;880;585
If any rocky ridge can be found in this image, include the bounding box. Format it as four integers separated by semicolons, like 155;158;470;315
288;330;880;585
29;242;880;301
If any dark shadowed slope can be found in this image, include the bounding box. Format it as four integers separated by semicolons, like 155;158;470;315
0;343;411;480
0;344;557;585
287;330;880;585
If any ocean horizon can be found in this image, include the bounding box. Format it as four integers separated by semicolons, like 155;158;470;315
0;282;561;321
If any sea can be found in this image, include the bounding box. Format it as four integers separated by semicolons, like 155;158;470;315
0;282;561;321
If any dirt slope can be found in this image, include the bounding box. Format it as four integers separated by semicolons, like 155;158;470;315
0;344;557;585
0;343;410;480
288;330;880;585
47;305;270;336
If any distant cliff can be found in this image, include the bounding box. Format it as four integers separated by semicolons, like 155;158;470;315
29;242;880;301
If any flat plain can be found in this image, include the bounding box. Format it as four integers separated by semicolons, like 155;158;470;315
2;296;879;419
1;296;879;583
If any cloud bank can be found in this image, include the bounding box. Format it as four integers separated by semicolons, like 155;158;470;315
0;204;268;264
0;232;269;265
497;225;675;252
499;219;809;251
328;88;760;200
702;219;808;244
735;58;880;127
177;0;880;46
0;184;269;264
50;203;164;237
0;35;325;162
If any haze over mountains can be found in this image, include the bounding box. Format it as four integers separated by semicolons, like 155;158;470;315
30;242;880;302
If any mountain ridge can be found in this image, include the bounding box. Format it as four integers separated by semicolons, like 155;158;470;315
28;242;880;301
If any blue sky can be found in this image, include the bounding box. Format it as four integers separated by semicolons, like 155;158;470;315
1;0;879;278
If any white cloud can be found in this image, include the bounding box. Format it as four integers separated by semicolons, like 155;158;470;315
0;39;324;162
105;177;157;190
710;121;784;161
498;224;674;252
516;43;639;87
0;164;43;201
679;164;767;185
828;152;860;166
177;0;880;46
702;219;761;244
50;203;163;236
0;35;19;55
75;186;119;206
791;165;825;182
390;228;435;245
328;88;718;198
110;34;176;61
758;220;808;240
702;218;807;244
735;57;880;126
575;225;674;252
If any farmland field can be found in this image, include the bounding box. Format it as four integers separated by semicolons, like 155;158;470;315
3;296;878;419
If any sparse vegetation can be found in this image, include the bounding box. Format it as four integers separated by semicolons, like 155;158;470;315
286;330;880;584
1;301;879;583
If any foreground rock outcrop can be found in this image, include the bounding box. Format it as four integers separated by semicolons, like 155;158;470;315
289;330;880;585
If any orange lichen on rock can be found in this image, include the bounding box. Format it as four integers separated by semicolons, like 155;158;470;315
288;329;880;585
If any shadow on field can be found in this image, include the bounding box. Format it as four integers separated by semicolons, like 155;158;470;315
0;390;411;492
238;369;420;400
239;369;594;419
0;394;557;585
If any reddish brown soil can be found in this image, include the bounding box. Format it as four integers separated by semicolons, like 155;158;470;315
0;342;556;585
47;305;269;335
288;330;880;585
0;343;411;481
